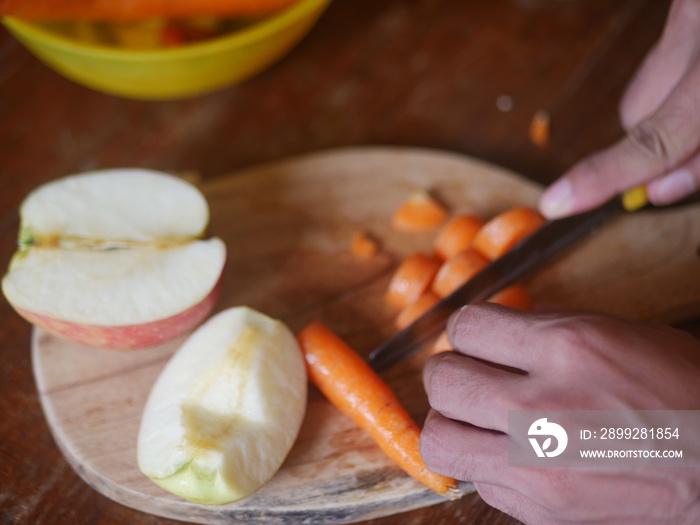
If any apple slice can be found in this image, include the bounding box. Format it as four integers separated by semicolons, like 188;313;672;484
137;306;307;505
2;168;226;349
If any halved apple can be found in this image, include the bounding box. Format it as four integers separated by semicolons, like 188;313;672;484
137;306;307;505
2;168;226;349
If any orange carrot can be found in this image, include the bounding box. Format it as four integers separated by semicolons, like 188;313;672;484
431;248;489;298
471;206;545;260
385;252;441;308
391;190;448;233
0;0;299;20
297;321;462;498
529;109;550;147
161;24;187;47
350;232;380;259
488;284;534;310
395;291;440;330
431;330;451;354
432;213;484;260
160;19;222;47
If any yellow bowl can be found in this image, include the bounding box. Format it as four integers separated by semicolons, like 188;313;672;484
2;0;331;100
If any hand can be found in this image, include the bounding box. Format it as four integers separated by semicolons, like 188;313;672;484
539;0;700;218
421;303;700;524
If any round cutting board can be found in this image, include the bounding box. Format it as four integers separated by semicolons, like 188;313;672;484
32;147;700;524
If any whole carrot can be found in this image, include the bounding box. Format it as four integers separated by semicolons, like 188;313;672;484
297;321;463;498
0;0;300;20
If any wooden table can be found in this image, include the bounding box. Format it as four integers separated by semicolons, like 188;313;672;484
0;0;688;524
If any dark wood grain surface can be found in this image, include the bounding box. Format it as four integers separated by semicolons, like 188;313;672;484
0;1;686;524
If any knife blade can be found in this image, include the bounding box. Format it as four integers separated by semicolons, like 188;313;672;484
368;191;643;372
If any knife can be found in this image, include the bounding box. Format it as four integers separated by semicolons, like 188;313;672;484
368;186;651;372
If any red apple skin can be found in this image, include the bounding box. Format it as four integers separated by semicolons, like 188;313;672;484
15;277;223;350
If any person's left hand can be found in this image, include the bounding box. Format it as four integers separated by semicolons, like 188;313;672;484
421;303;700;524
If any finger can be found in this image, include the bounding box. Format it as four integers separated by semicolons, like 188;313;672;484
646;162;699;205
446;303;540;372
619;0;700;129
539;63;700;218
420;409;511;485
423;351;526;431
475;482;553;525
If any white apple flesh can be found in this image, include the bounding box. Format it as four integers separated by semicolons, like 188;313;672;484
137;306;307;505
2;169;226;349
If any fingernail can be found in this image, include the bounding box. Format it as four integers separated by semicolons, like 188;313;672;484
648;169;697;204
539;178;572;218
446;305;468;340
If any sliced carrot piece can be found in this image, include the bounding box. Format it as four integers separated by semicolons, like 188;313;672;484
471;207;546;260
431;330;451;355
529;109;550;147
432;213;484;260
385;253;441;308
395;291;440;330
297;321;462;498
431;248;489;298
391;190;448;233
488;284;534;310
351;232;380;259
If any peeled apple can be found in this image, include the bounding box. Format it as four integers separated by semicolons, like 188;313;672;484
137;306;307;505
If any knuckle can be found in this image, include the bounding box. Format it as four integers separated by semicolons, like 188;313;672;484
476;483;515;514
534;314;614;376
628;120;673;162
423;352;451;393
427;355;486;414
543;314;602;353
419;416;476;479
419;420;441;464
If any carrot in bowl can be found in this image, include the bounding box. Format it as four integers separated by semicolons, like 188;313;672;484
297;321;463;498
431;248;489;298
391;190;448;233
0;0;300;19
432;213;484;261
385;252;441;309
471;206;545;260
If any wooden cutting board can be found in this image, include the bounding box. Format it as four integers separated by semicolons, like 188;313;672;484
32;147;700;524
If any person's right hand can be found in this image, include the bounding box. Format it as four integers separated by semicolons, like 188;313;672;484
539;0;700;219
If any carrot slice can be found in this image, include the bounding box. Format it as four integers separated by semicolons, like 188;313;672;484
431;248;489;298
488;284;534;310
432;213;484;260
391;190;448;233
395;291;440;330
529;109;550;147
385;253;441;308
471;207;545;260
350;232;380;259
431;330;451;355
297;321;462;498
